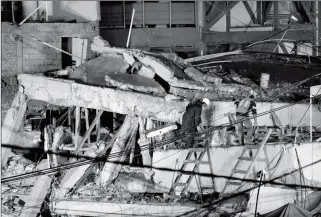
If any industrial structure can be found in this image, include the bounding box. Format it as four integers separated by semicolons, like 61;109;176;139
1;1;321;217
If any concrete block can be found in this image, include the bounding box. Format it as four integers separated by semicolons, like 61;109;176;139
37;25;53;32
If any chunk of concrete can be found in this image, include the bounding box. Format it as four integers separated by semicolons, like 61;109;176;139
105;73;165;95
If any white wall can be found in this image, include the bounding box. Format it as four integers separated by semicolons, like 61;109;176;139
22;1;99;22
201;101;321;127
151;142;321;214
152;143;321;193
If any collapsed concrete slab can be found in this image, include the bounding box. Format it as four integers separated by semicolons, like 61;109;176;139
18;74;189;123
105;73;166;95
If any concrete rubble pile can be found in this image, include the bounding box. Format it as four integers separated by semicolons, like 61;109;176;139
50;36;256;103
5;36;320;217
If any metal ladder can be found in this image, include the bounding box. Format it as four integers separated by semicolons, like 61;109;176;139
220;129;272;196
166;132;216;202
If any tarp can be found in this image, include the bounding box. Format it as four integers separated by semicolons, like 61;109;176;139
259;203;313;217
298;191;321;216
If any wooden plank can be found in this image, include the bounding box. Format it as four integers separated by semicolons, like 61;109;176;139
18;74;188;123
242;1;258;24
205;1;239;30
1;89;28;167
74;106;80;149
96;110;101;142
74;110;103;155
84;108;90;144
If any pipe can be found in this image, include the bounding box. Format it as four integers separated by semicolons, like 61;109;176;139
126;8;135;48
19;2;46;26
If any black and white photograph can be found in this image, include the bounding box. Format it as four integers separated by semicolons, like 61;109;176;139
1;1;321;216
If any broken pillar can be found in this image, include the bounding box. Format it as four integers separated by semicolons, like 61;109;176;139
1;86;28;168
99;115;139;185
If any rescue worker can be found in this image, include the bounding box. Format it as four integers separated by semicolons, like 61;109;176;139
180;98;210;146
234;95;258;145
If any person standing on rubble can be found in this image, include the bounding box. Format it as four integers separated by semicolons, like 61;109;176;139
180;98;210;147
234;95;258;145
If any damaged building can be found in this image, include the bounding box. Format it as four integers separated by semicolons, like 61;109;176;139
1;1;321;217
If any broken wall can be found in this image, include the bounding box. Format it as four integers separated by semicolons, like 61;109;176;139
1;22;99;124
1;22;99;75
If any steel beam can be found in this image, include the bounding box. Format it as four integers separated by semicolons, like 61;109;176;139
205;1;239;30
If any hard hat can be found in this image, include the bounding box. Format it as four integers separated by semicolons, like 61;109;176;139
202;98;210;107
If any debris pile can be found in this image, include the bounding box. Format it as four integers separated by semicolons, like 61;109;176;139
49;36;257;103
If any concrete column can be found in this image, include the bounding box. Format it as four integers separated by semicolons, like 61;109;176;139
196;1;206;55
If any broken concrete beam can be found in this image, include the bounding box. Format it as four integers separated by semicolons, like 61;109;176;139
137;65;155;79
99;115;139;185
133;53;175;83
169;85;252;100
1;87;28;168
105;73;165;95
184;67;222;84
19;173;52;217
6;131;41;149
55;164;91;199
17;74;189;123
52;200;199;217
169;78;216;91
146;124;178;138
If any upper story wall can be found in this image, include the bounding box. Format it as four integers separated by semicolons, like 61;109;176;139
22;1;100;22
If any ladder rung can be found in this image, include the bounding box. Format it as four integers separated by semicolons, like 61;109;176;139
173;183;186;187
184;160;209;164
226;181;242;186
233;169;247;174
238;157;253;161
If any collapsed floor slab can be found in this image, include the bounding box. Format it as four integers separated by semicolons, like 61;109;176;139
17;74;188;123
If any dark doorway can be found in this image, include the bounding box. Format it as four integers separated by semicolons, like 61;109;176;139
61;37;73;69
